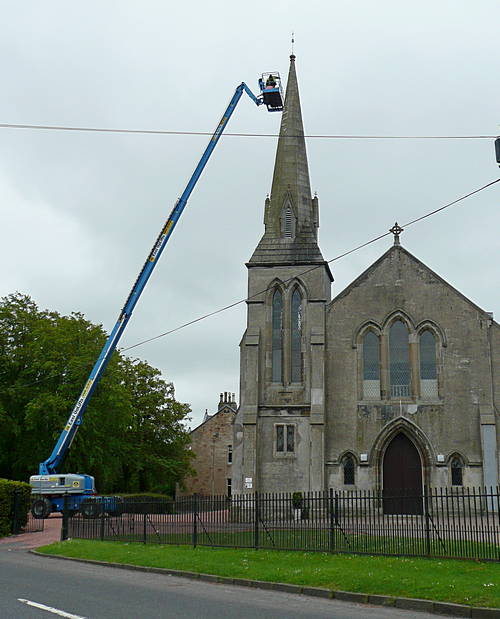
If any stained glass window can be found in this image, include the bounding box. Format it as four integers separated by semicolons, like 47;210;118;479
272;289;283;382
291;289;302;382
390;320;410;397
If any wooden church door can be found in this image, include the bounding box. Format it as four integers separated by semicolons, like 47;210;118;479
383;433;423;515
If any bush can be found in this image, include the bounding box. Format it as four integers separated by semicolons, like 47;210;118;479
118;493;174;515
0;479;32;536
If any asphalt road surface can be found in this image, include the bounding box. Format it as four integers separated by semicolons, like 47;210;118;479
0;544;450;619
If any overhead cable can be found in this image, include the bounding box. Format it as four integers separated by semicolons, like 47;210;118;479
0;122;496;140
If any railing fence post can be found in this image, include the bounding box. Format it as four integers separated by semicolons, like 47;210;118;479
192;494;198;548
100;500;105;541
329;488;334;553
143;510;147;544
61;493;69;541
424;485;431;556
254;491;259;549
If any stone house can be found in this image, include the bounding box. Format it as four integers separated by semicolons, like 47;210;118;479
180;392;236;496
231;55;500;500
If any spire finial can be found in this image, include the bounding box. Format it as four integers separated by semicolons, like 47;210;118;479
389;222;404;245
290;32;295;60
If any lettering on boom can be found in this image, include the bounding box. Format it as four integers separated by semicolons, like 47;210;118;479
149;221;173;263
212;117;228;142
64;379;93;431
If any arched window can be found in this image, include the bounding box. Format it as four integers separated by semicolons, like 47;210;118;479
451;457;463;486
291;289;302;382
389;320;410;398
420;330;438;399
343;455;355;485
363;331;380;399
272;289;283;382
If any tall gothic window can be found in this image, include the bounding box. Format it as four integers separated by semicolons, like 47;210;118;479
291;289;303;382
420;330;438;399
389;320;410;398
272;289;283;382
362;331;380;399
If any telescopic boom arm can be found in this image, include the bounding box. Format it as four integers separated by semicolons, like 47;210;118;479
39;82;266;475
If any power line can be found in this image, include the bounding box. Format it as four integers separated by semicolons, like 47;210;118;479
121;176;500;352
0;122;496;140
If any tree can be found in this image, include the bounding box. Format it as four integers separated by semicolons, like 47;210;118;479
0;293;192;493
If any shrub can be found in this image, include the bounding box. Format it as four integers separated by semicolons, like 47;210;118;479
0;479;32;536
118;493;174;515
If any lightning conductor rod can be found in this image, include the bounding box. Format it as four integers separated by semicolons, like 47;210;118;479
39;82;264;475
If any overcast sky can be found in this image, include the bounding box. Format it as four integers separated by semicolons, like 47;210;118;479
2;1;499;428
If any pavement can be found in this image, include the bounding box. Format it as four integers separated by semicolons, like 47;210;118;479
0;514;61;550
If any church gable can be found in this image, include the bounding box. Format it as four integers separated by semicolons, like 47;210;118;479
330;244;494;322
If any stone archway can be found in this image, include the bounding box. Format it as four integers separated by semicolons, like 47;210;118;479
383;432;423;515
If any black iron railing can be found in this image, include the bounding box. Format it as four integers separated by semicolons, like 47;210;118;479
64;487;500;561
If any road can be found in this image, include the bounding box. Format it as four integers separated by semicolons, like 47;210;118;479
0;543;452;619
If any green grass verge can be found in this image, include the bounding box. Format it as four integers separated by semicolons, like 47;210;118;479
38;540;500;608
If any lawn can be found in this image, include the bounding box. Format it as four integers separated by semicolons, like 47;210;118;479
38;540;500;609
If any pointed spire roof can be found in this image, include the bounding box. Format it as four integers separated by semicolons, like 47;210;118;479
249;55;331;277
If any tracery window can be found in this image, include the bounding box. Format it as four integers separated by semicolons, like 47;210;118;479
291;289;303;383
362;331;380;399
419;330;438;399
342;455;355;485
389;321;411;398
451;457;463;486
272;289;283;382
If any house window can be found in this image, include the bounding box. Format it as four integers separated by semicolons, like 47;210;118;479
291;289;303;383
363;331;380;399
420;330;438;399
276;424;295;454
451;457;463;486
227;445;232;464
272;289;283;382
342;455;355;485
227;478;232;496
389;320;411;398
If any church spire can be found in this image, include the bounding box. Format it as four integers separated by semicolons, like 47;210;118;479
249;55;329;269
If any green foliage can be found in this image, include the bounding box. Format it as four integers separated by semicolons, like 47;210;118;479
0;293;193;494
0;478;31;536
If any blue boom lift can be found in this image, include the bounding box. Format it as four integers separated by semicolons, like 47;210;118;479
30;72;284;518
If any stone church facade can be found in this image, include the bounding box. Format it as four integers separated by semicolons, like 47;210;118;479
232;55;500;497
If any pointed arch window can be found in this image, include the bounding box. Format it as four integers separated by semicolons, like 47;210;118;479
342;454;355;485
362;331;380;399
272;289;283;382
420;330;438;399
291;289;303;383
451;457;464;486
389;320;410;398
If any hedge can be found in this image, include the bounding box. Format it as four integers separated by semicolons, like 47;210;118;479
0;479;32;537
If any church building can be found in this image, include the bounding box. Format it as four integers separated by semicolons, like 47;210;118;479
232;55;500;497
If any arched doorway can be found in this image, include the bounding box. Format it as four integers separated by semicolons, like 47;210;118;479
383;433;423;515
